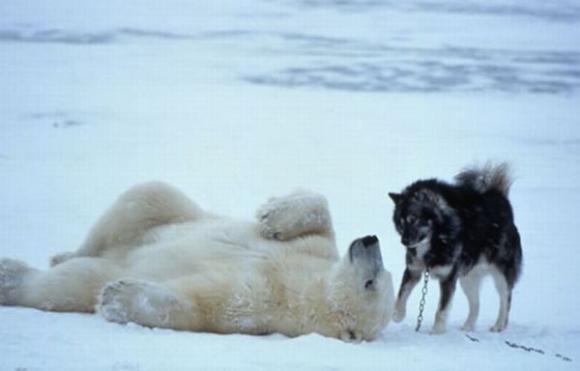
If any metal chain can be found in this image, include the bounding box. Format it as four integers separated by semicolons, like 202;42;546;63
465;335;572;363
505;340;572;362
415;270;430;332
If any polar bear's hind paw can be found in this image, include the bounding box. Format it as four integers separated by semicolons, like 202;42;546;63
0;259;32;305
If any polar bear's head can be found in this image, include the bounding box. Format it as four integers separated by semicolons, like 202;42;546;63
326;235;394;342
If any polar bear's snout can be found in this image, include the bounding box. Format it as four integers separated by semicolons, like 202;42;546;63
348;235;384;270
361;235;378;247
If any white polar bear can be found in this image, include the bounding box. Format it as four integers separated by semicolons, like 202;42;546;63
0;182;394;342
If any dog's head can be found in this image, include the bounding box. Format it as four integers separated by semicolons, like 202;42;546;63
388;186;457;256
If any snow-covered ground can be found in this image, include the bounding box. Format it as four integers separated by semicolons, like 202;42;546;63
1;0;580;369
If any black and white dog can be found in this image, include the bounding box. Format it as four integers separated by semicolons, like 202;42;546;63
388;163;522;334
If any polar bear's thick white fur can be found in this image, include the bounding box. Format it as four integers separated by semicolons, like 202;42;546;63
0;182;394;342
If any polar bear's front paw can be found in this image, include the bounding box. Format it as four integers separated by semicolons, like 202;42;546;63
256;191;330;241
0;258;32;305
257;205;289;241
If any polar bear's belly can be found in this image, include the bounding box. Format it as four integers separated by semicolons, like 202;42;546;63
125;220;271;281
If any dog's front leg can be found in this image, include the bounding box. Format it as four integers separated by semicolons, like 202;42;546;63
393;268;422;322
431;273;458;334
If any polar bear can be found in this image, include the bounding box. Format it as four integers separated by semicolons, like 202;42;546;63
0;182;394;342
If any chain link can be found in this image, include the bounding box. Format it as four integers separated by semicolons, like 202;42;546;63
415;270;430;332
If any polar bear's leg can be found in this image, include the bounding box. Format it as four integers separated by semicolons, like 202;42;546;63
256;190;334;241
1;257;121;312
51;182;204;266
98;279;196;331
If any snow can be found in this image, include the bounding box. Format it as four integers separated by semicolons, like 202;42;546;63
1;0;579;369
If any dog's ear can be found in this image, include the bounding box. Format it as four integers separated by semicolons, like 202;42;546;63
388;192;402;204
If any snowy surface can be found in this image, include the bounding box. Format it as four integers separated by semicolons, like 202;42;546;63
1;0;579;370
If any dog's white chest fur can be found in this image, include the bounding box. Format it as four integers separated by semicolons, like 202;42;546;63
429;265;453;279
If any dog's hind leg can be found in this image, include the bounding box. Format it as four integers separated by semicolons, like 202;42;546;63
51;182;203;266
490;266;511;332
459;270;484;332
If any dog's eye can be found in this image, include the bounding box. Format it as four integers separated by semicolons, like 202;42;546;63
364;279;374;289
406;216;416;224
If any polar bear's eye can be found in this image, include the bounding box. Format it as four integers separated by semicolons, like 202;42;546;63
364;279;374;289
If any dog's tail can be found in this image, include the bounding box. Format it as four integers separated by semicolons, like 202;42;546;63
455;162;513;197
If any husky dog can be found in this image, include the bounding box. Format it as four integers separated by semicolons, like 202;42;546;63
0;182;394;342
388;163;522;334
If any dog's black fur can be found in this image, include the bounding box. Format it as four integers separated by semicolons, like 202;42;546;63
388;163;522;333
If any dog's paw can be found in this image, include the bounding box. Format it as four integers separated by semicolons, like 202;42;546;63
461;323;475;332
392;307;406;323
49;252;76;267
461;320;476;332
430;322;447;335
489;322;507;333
0;258;32;305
